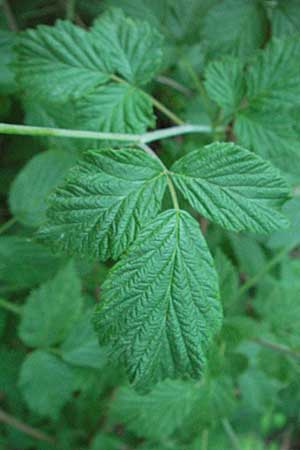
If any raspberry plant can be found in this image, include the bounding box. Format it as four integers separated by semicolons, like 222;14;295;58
1;1;300;449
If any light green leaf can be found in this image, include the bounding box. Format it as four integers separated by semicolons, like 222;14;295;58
19;261;83;348
19;350;74;418
110;380;199;440
90;432;123;450
91;8;163;85
229;233;267;277
61;310;107;369
234;108;300;179
203;0;267;59
246;37;300;110
269;0;300;38
9;150;77;228
94;209;222;389
17;20;111;100
214;249;238;312
171;142;289;234
0;236;64;292
38;148;167;260
76;82;154;133
205;57;245;113
0;30;17;94
267;198;300;249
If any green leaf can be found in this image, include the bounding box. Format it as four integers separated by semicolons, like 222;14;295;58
229;233;267;277
234;108;300;180
38;148;167;260
214;249;238;312
90;432;123;450
19;350;74;418
61;310;107;369
203;0;267;59
76;82;154;133
246;37;300;110
0;30;17;94
269;0;300;38
110;380;199;440
94;209;222;389
91;8;163;85
205;57;245;114
17;20;111;100
267;198;300;249
19;261;83;348
9;150;77;228
0;236;64;292
170;142;289;234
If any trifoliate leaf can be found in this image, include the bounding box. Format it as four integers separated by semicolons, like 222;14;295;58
234;108;300;179
205;57;245;114
203;0;267;59
269;0;300;38
19;350;75;418
17;20;111;100
110;380;199;440
9;150;77;228
0;30;17;94
246;37;300;110
19;261;83;348
61;310;107;369
91;8;163;85
76;82;154;133
0;236;64;292
94;209;222;389
170;143;289;234
38;148;167;260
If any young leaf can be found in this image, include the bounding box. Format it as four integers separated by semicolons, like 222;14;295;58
170;142;289;234
19;261;83;348
76;82;154;133
38;148;167;260
19;350;74;418
17;20;111;100
246;37;300;110
91;8;163;85
9;150;77;228
94;209;222;389
203;0;267;59
204;57;245;114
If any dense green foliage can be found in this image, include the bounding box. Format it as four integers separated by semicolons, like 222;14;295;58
1;1;300;449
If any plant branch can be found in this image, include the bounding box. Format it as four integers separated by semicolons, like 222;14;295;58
0;408;55;443
254;337;300;359
222;419;242;450
0;123;220;144
66;0;76;21
2;0;18;31
0;217;17;235
155;75;192;97
0;298;22;315
238;243;295;297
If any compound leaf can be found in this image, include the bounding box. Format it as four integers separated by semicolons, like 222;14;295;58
38;148;167;260
170;142;289;234
19;261;83;348
17;20;111;100
205;57;245;114
91;8;163;85
94;209;222;389
76;82;154;133
9;149;77;228
19;350;74;418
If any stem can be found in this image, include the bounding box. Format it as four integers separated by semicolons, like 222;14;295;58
222;419;242;450
0;217;17;235
0;298;22;315
150;95;184;125
0;123;219;144
66;0;76;21
155;75;192;97
139;143;179;210
0;408;55;443
2;0;18;31
238;243;294;297
254;337;300;359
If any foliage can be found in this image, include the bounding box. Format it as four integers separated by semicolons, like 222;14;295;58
1;1;300;449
